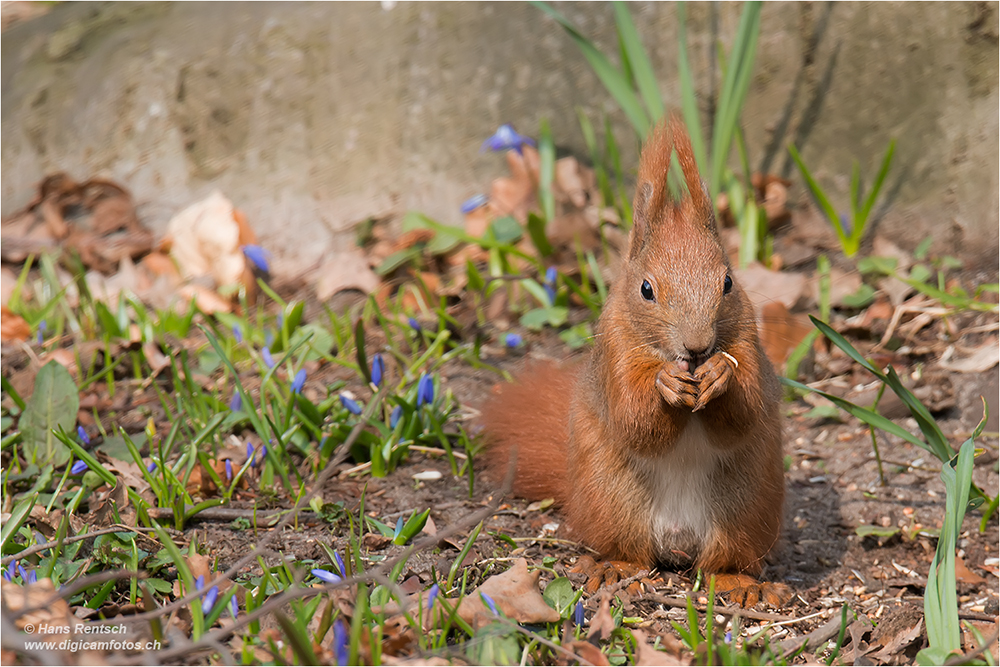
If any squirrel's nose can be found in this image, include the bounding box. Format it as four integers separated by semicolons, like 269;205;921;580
683;343;713;369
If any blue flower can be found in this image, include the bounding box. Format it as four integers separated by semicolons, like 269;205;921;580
232;325;243;344
725;630;732;644
838;212;852;236
416;374;434;407
333;619;349;666
312;568;342;584
371;353;385;388
393;516;404;541
70;460;89;475
408;317;422;332
246;442;255;465
17;564;28;582
340;394;362;415
241;245;271;273
334;551;346;578
36;320;47;346
202;586;219;615
291;369;307;394
574;600;585;627
545;266;558;285
7;561;16;581
258;444;268;466
225;459;233;482
481;124;536;154
262;347;275;369
76;425;90;445
461;194;489;214
427;583;440;610
390;405;403;429
147;460;157;473
230;594;239;619
229;392;242;412
504;333;523;348
1;570;8;582
480;592;499;615
196;575;205;591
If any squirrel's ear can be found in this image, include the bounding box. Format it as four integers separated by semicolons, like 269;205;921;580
629;182;654;260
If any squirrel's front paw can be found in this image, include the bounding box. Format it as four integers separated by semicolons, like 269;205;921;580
656;363;698;410
692;352;736;411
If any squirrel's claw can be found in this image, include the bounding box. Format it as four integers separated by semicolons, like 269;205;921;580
713;574;793;609
656;363;698;410
692;352;735;411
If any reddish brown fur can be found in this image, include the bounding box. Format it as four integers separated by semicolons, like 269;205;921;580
481;116;787;604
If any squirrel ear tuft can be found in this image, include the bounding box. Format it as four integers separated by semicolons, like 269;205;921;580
629;182;654;260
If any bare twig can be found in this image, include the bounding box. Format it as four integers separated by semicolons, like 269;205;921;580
638;592;797;623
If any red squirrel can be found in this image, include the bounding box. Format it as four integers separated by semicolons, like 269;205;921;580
482;117;789;607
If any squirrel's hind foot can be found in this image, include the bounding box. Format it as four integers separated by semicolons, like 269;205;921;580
712;574;792;609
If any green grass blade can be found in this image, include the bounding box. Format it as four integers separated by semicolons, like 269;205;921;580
613;1;663;123
788;144;845;242
676;2;706;170
710;1;761;196
539;118;556;223
1;492;37;550
859;139;896;224
533;1;649;136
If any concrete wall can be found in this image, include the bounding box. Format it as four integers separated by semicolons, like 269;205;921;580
2;2;997;276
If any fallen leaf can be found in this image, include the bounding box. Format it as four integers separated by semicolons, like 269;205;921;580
457;557;560;628
315;252;381;300
872;617;922;661
558;640;610;666
759;301;813;367
939;338;999;373
554;157;589;208
735;262;806;315
631;629;688;666
1;306;31;342
955;556;987;584
586;597;615;643
165;191;249;289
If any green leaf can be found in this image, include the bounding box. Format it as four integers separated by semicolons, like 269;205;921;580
489;216;523;245
289;324;335;361
538;119;556;224
354;318;370;384
676;3;706;171
20;361;80;466
855;525;900;538
613;2;663;123
1;492;37;550
914;237;933;260
375;247;422;276
788;144;844;244
858;139;896;226
393;508;430;545
526;213;554;258
840;283;875;309
532;1;649;136
857;256;897;275
543;577;576;616
402;211;461;255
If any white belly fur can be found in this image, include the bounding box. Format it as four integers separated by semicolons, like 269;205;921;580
643;417;723;560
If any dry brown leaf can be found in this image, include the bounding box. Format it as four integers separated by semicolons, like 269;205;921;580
955;556;987;584
90;195;137;235
939;338;999;373
558;640;610;666
315;252;381;301
1;306;31;342
736;262;806;315
178;284;232;314
631;629;688;666
166;191;248;289
464;205;491;238
457;557;560;628
872;617;922;661
554;157;588;208
2;578;81;659
586;597;615;643
759;301;814;368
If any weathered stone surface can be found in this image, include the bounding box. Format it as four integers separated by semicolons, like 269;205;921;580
2;2;997;277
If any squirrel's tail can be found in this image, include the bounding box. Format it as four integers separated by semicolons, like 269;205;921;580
480;361;576;506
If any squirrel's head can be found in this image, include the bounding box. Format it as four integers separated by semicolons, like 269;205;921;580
619;117;739;370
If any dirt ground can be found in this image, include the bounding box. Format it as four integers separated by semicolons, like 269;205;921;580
157;321;1000;665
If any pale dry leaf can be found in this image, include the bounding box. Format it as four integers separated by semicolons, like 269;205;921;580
872;617;922;661
554;157;588;208
759;301;814;368
631;629;688;666
736;262;806;314
166;191;247;288
457;557;560;628
558;640;610;666
586;597;615;643
1;306;31;342
938;338;999;373
315;252;381;300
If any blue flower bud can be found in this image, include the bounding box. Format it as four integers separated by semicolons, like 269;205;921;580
241;245;271;273
232;325;243;344
408;317;422;332
427;582;440;610
230;594;239;618
371;353;385;388
229;393;242;412
481;124;536;154
545;266;558;285
70;460;89;475
201;586;219;615
147;460;157;473
334;551;346;578
76;426;91;445
574;600;585;627
291;369;307;394
340;394;362;415
225;459;233;481
262;347;275;369
480;592;499;615
504;333;523;348
390;405;403;429
416;374;434;407
312;569;342;584
333;619;349;666
460;194;489;214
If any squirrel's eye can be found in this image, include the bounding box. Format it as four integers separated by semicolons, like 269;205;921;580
640;280;655;301
723;274;733;295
